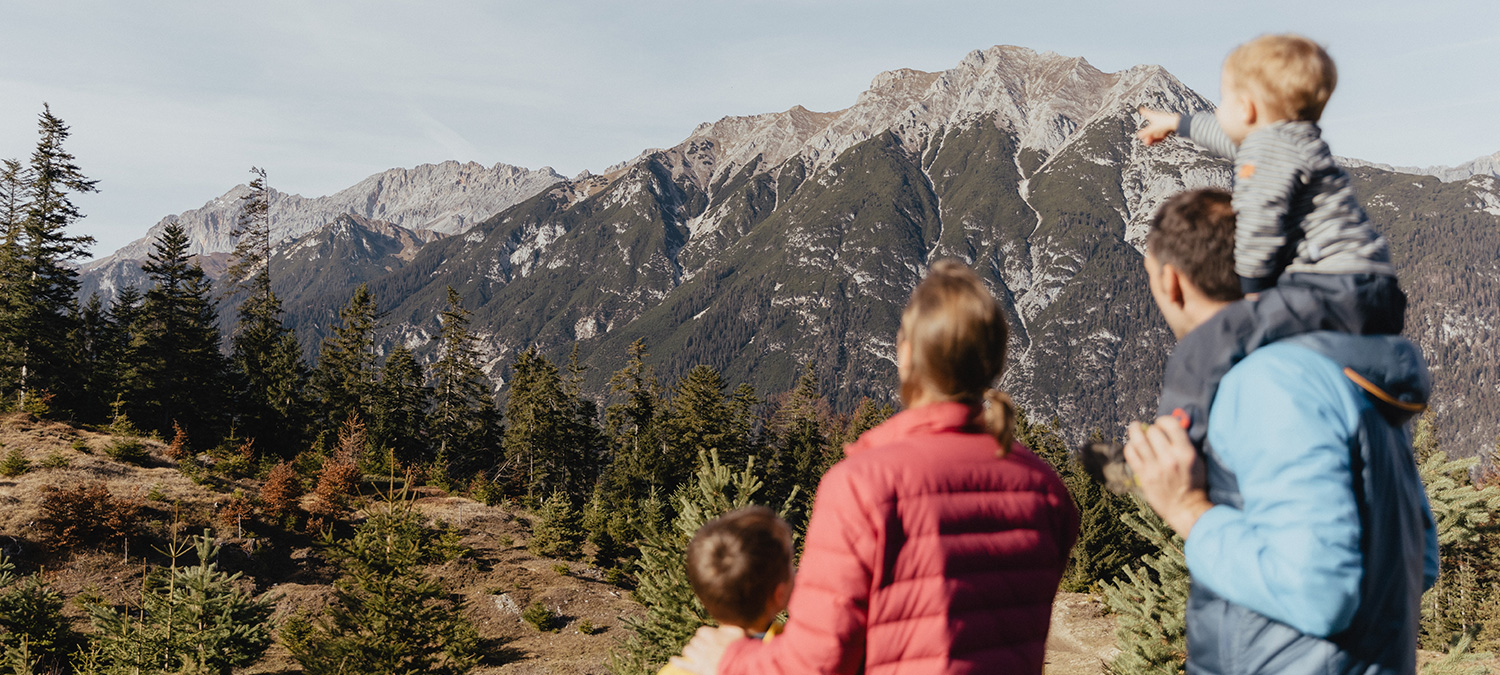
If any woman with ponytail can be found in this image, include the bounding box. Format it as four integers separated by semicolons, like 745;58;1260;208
674;260;1079;675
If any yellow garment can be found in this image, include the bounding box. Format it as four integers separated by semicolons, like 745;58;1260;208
657;622;784;675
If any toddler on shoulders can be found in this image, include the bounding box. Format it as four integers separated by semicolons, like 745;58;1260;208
1137;34;1405;449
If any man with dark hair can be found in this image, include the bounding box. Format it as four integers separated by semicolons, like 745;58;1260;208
1127;188;1438;674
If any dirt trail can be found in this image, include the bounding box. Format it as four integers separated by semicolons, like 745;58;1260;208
1044;592;1117;675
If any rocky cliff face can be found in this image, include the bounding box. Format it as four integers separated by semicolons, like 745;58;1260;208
81;46;1500;456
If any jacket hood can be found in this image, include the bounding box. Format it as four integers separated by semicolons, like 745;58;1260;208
1284;332;1431;424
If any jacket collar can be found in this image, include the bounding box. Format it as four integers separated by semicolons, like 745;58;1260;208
845;401;979;457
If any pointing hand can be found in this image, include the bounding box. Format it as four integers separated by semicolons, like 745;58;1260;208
1136;106;1181;146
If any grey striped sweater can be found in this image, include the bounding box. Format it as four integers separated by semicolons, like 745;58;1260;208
1180;112;1395;293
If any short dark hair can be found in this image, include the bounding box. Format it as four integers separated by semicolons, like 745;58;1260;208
1146;189;1243;302
685;506;794;628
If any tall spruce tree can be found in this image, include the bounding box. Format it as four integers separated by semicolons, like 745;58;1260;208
370;345;431;467
659;365;747;480
3;106;97;412
560;346;607;499
128;222;228;439
429;287;500;479
0;158;27;403
761;362;830;521
70;293;119;424
601;339;665;507
502;346;569;499
1021;411;1149;590
309;284;380;432
226;167;306;455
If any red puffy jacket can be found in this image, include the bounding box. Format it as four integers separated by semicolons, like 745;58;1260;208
719;401;1079;675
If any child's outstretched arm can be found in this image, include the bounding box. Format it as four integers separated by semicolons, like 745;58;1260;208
1136;107;1180;146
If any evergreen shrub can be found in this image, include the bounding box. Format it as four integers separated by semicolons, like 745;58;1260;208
0;554;81;672
522;602;559;633
0;448;29;477
528;490;584;560
282;499;479;675
81;531;274;675
105;438;149;465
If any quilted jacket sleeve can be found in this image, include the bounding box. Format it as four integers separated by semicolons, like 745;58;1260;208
718;463;879;675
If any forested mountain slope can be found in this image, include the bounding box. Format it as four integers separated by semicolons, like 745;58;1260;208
82;46;1500;455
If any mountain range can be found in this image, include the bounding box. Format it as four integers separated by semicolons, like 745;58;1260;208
78;45;1500;457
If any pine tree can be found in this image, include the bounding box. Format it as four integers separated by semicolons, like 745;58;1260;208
1021;411;1149;590
761;362;830;522
71;294;120;424
560;345;607;500
0;553;81;672
281;499;480;675
659;365;748;484
528;489;585;560
309;284;380;432
429;287;500;480
1100;499;1189;675
609;450;796;675
600;339;666;509
0;158;28;404
81;531;274;675
583;485;633;575
226;168;307;456
502;346;569;499
2;106;97;412
832;397;893;449
370;345;431;468
1415;416;1500;652
127;223;228;438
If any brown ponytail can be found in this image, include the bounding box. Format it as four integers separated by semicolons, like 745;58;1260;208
900;260;1017;457
982;389;1017;455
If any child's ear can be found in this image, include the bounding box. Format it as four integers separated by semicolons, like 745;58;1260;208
1243;97;1258;127
772;578;794;612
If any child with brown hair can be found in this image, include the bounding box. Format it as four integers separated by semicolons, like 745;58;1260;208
1135;34;1404;455
658;506;794;675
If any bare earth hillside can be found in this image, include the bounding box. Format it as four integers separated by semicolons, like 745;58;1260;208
32;412;1478;675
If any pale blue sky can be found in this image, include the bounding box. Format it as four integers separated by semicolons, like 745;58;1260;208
2;0;1496;257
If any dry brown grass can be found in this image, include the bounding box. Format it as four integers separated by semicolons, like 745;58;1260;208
0;412;1178;675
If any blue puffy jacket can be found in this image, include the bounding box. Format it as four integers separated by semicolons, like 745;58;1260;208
1184;332;1434;675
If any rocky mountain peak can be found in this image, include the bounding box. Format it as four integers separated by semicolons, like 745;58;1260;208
611;45;1209;198
83;160;565;284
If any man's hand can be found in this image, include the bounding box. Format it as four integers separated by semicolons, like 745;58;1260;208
668;624;745;674
1136;106;1181;146
1124;416;1213;538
